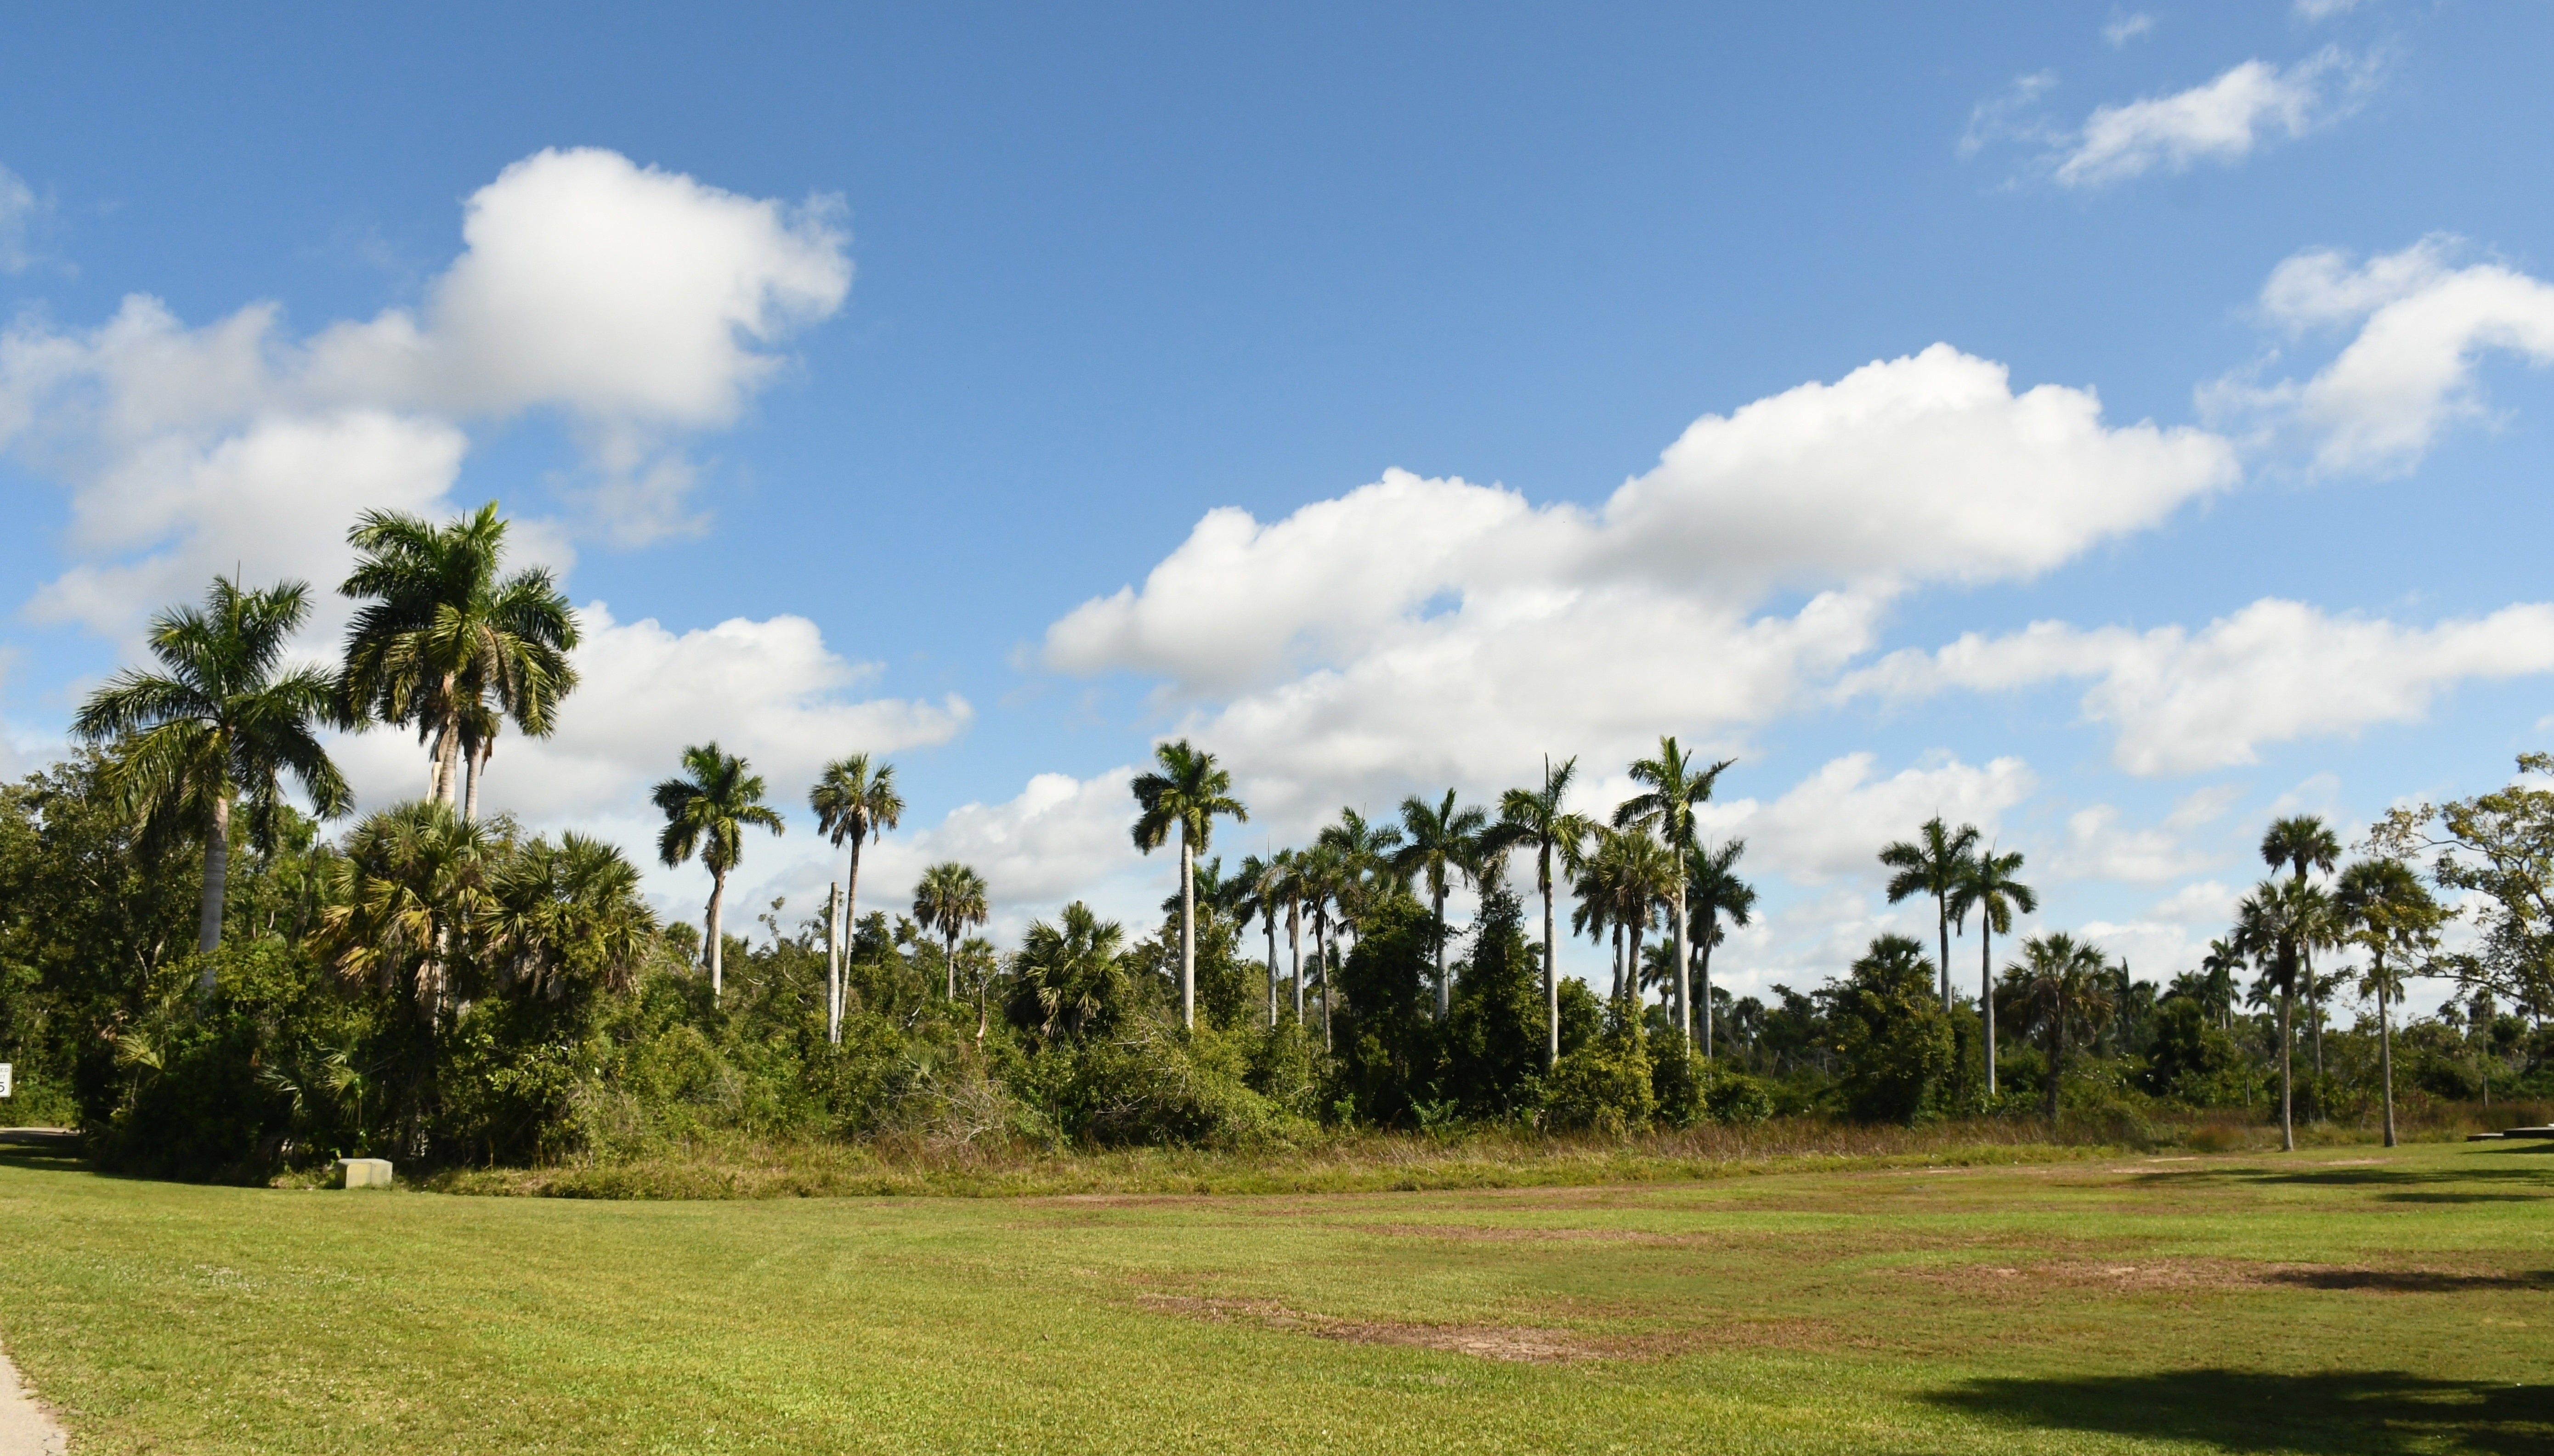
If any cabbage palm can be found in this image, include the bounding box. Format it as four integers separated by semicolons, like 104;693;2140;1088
811;755;903;1043
337;502;578;814
1950;847;2035;1096
1009;902;1128;1042
2005;932;2113;1125
1615;737;1734;1042
2337;858;2445;1148
1130;739;1248;1030
1881;816;1981;1013
319;800;501;1024
914;861;991;1001
1393;789;1490;1020
1496;756;1595;1067
75;575;351;989
487;832;658;1000
651;743;784;999
1686;837;1756;1062
2234;875;2334;1151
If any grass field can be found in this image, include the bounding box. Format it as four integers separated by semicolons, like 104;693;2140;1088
2;1136;2549;1454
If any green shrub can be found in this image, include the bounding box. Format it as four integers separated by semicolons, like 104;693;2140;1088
1542;1008;1654;1134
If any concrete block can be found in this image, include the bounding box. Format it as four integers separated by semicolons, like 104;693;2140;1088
336;1157;394;1188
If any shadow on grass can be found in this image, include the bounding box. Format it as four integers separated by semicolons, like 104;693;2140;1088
1930;1369;2554;1454
0;1128;89;1174
2134;1161;2554;1199
2266;1268;2554;1293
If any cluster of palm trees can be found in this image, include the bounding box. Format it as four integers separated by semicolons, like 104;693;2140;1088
74;503;578;996
1124;735;1757;1070
1870;817;2039;1095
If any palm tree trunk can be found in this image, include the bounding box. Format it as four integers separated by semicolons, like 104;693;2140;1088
2047;1001;2065;1127
1320;913;1336;1051
1433;885;1449;1021
844;835;866;1037
826;881;842;1045
463;741;487;822
1937;897;1953;1013
1288;898;1303;1023
706;869;727;999
2377;956;2396;1149
1671;872;1691;1043
1265;915;1279;1028
1981;924;1997;1097
2277;983;2294;1152
947;929;959;1001
1626;920;1644;1011
195;790;232;988
1540;847;1558;1069
1611;924;1623;1004
1180;831;1196;1031
1698;929;1714;1064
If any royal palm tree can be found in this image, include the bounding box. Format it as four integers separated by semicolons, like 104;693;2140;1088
1317;807;1404;945
2234;875;2333;1152
1881;816;1981;1014
1296;843;1350;1047
2006;932;2114;1126
914;861;991;1001
1615;737;1734;1043
1130;739;1247;1030
1235;851;1288;1027
1496;756;1596;1067
810;754;903;1044
2337;858;2445;1149
337;502;578;815
1394;789;1491;1020
651;743;783;999
1686;837;1756;1063
1573;827;1672;1006
1950;847;2035;1097
1272;847;1309;1022
2261;815;2342;1077
75;575;352;991
2198;937;2245;1032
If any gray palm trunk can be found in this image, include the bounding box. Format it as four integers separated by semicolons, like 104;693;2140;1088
1671;869;1690;1043
1432;883;1449;1021
1288;898;1303;1023
840;834;867;1042
1626;920;1644;1010
1981;924;1999;1096
1540;847;1558;1069
1179;831;1196;1030
195;790;232;992
705;868;728;998
2278;982;2295;1152
2045;994;2065;1125
1936;895;1954;1013
1697;929;1715;1063
462;742;488;822
2376;955;2397;1148
1265;914;1279;1027
825;882;843;1044
946;929;960;1000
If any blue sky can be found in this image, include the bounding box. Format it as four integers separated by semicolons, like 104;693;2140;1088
4;1;2551;1007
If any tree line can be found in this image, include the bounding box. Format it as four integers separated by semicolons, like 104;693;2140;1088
2;502;2547;1177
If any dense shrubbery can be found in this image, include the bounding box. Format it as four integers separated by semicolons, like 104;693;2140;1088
6;751;2553;1183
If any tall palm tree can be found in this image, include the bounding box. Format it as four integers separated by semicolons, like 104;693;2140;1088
811;755;903;1044
1496;756;1596;1067
2006;932;2114;1126
1950;847;2035;1096
1010;902;1129;1043
1393;789;1491;1020
1685;837;1756;1063
2337;858;2445;1149
2233;875;2333;1152
1572;827;1672;1007
1296;844;1348;1048
75;575;352;991
1880;816;1981;1013
1317;807;1404;946
1273;847;1309;1023
337;502;579;815
651;743;784;999
1615;738;1734;1043
2198;937;2245;1032
1236;851;1288;1027
1130;739;1247;1030
2260;815;2342;1078
913;861;991;1001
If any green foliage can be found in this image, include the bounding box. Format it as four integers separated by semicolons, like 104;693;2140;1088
1829;935;1959;1124
1542;1003;1654;1134
1325;896;1443;1126
2143;995;2250;1104
1440;889;1543;1117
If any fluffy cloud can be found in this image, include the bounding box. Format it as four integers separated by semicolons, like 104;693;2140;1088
0;147;853;639
1848;598;2554;775
2218;239;2554;475
1048;345;2232;810
2103;12;2157;47
332;601;969;827
1702;753;2039;886
2055;49;2375;188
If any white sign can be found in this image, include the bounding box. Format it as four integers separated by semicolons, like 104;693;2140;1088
0;1063;11;1098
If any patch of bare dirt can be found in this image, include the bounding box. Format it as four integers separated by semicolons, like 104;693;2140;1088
1350;1222;1695;1246
1137;1294;1611;1363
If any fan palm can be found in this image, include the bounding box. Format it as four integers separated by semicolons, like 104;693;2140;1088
1495;756;1596;1067
2336;858;2446;1148
1686;837;1756;1063
2233;875;2334;1151
75;575;352;989
1393;789;1491;1021
913;861;991;1001
1614;737;1734;1043
1950;846;2035;1096
318;800;501;1025
1130;739;1248;1030
1880;816;1980;1013
487;832;657;1001
2005;932;2114;1125
1009;902;1129;1042
651;742;784;999
810;754;903;1044
336;502;579;815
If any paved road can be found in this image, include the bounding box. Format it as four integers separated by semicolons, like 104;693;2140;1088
0;1346;65;1456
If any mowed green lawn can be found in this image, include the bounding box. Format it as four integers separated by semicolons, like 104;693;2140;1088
2;1140;2549;1455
